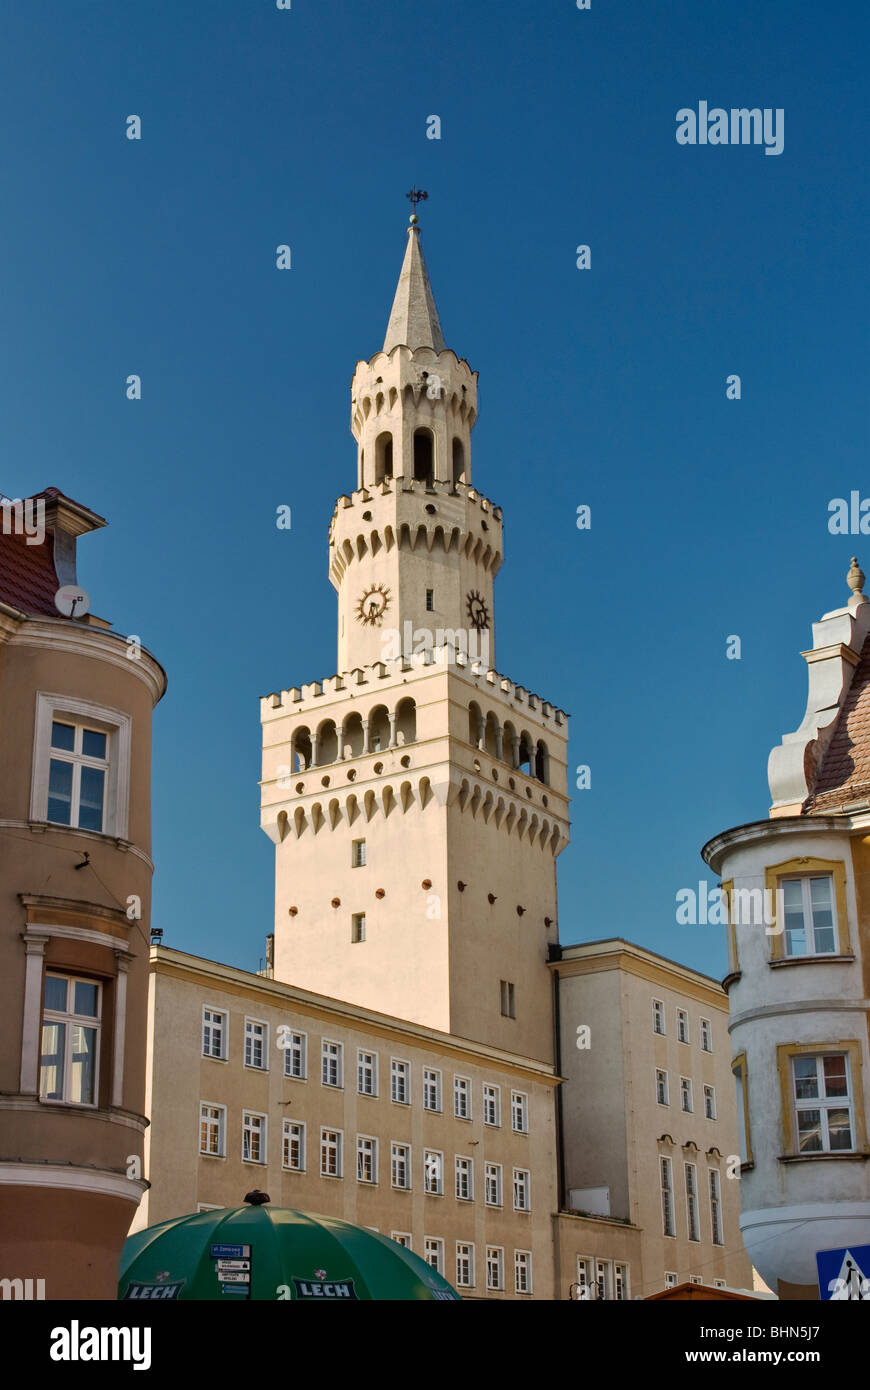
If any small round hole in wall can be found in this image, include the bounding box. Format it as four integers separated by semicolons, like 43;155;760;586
509;777;516;790
288;906;298;917
421;878;432;890
375;888;386;899
400;755;411;768
374;761;383;774
363;510;372;521
321;776;330;787
331;898;341;908
347;769;357;781
473;759;481;773
295;782;305;794
425;504;436;515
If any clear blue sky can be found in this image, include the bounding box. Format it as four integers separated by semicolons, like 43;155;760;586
2;1;867;980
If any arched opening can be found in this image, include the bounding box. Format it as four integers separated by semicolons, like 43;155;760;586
315;719;338;766
375;431;393;484
518;732;534;778
369;704;390;752
395;697;416;746
468;701;484;749
535;739;550;784
342;711;364;759
503;720;518;768
484;711;500;758
452;438;465;485
413;429;434;484
292;725;312;772
375;392;384;414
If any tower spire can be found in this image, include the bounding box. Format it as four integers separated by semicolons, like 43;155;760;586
383;207;445;354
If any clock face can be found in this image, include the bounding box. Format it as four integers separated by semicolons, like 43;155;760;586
356;583;391;626
466;589;490;630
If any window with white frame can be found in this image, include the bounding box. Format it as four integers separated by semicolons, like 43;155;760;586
242;1111;266;1164
358;1049;378;1096
244;1019;268;1070
656;1068;669;1106
514;1250;532;1294
685;1162;699;1242
614;1263;629;1300
32;697;132;839
39;974;101;1106
424;1149;443;1195
423;1067;442;1112
588;1259;630;1301
485;1162;503;1207
357;1135;377;1184
652;998;665;1035
689;1275;703;1286
284;1030;307;1079
44;720;108;831
513;1168;530;1211
352;838;366;867
320;1128;342;1177
781;875;838;956
199;1102;225;1157
709;1168;723;1245
351;913;366;944
455;1242;475;1288
700;1017;713;1052
704;1084;716;1120
680;1077;693;1113
664;1271;678;1289
202;1007;227;1060
511;1090;528;1133
424;1238;444;1274
483;1083;501;1127
321;1039;343;1088
575;1257;595;1300
390;1058;410;1105
792;1053;854;1152
454;1075;471;1119
486;1246;504;1291
197;1204;222;1212
391;1142;411;1189
660;1156;675;1237
713;1278;726;1289
677;1009;689;1044
499;979;515;1018
282;1120;305;1171
455;1156;473;1201
391;1233;411;1248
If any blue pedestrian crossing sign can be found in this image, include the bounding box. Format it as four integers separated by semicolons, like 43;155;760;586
816;1245;870;1299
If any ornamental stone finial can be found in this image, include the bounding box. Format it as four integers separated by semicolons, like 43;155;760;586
847;555;866;598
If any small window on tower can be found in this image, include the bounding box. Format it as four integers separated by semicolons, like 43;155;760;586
499;980;515;1018
426;589;434;612
352;913;366;943
352;839;366;868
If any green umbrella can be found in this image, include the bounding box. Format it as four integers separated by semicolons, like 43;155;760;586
119;1191;461;1301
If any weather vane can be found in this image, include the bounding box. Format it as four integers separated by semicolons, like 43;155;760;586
406;187;429;217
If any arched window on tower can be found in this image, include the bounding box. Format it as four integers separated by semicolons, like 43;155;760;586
395;697;417;746
413;429;434;485
535;739;550;785
452;438;465;486
315;719;338;766
375;431;393;484
292;726;312;773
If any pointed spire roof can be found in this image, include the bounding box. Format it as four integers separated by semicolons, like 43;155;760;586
383;219;445;354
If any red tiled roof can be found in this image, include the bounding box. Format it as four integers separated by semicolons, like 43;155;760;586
803;628;870;812
0;487;106;618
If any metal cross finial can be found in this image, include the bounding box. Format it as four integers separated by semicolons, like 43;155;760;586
406;187;429;215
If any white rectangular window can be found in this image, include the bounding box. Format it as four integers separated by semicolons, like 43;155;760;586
390;1058;410;1105
424;1149;443;1195
499;979;515;1018
242;1111;266;1164
391;1232;411;1248
33;695;132;839
664;1271;678;1289
356;1135;377;1184
700;1017;713;1052
689;1275;703;1286
320;1128;342;1177
39;974;101;1106
485;1162;503;1207
455;1242;475;1288
357;1049;378;1096
704;1084;717;1120
680;1077;693;1113
284;1030;307;1079
792;1053;854;1152
351;913;366;943
455;1156;473;1201
391;1142;411;1189
660;1156;675;1237
202;1007;227;1060
514;1250;532;1294
677;1009;689;1044
486;1246;504;1291
513;1168;530;1211
244;1019;268;1070
352;839;366;867
511;1091;528;1133
454;1075;471;1120
424;1238;444;1274
652;999;665;1035
423;1067;442;1112
709;1168;723;1245
685;1162;699;1242
282;1120;305;1171
321;1039;343;1088
656;1068;669;1106
46;719;109;832
782;875;838;956
199;1102;225;1157
713;1277;726;1289
614;1263;629;1301
483;1083;501;1127
575;1257;595;1300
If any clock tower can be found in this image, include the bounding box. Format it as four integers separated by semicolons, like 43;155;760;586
261;214;570;1062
